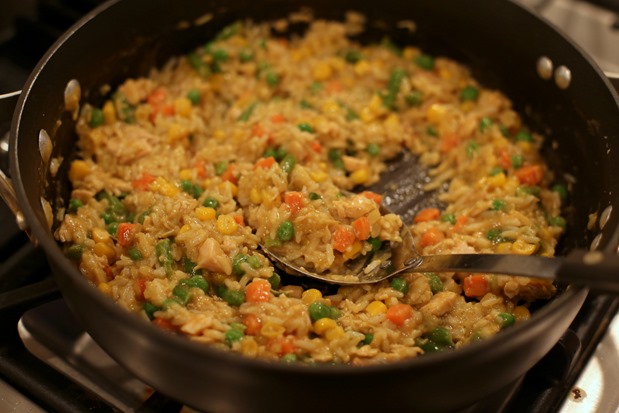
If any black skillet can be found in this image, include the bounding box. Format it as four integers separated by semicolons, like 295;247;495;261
2;0;619;412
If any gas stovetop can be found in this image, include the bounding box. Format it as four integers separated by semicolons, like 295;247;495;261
1;1;619;412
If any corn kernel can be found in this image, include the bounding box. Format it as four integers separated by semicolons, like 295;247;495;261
92;227;111;243
516;141;532;153
249;188;262;204
213;129;225;140
195;207;217;221
438;68;452;80
97;282;112;296
495;242;512;253
319;162;327;171
260;322;286;339
102;100;116;124
217;215;238;235
342;240;363;261
320;100;341;114
460;101;475;113
178;224;191;235
312;62;332;81
368;95;384;115
359;107;375;123
329;57;345;71
354;60;370;76
313;318;337;335
513;305;530;321
68;160;90;182
365;300;388;315
150;177;180;197
402;47;418;60
487;172;506;188
168;123;190;143
240;336;259;356
174;97;192;117
350;169;370;185
219;181;238;197
179;169;193;180
325;326;345;341
310;170;328;183
384;114;400;128
94;242;115;260
301;288;323;305
511;239;538;255
427;103;448;123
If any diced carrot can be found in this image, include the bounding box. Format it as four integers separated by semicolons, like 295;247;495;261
153;317;178;332
414;208;440;223
463;274;489;298
326;80;343;94
221;164;238;184
284;191;305;215
309;140;322;153
134;277;147;300
440;132;461;153
515;164;543;185
147;88;167;105
386;303;413;327
271;114;286;123
195;160;207;179
360;191;383;205
332;226;356;253
117;222;136;247
452;215;469;233
132;172;155;191
255;156;276;170
103;266;114;281
498;148;511;170
279;336;296;356
419;227;445;248
245;279;272;303
352;216;371;241
243;314;263;335
233;215;245;226
251;123;266;137
160;104;175;117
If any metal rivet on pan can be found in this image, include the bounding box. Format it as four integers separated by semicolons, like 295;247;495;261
38;129;53;165
583;251;604;265
554;65;572;89
599;205;612;230
536;56;553;80
590;233;602;251
64;79;81;120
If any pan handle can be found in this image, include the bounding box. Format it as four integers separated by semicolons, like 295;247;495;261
0;90;33;240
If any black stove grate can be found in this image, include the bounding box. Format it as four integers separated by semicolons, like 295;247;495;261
1;1;618;412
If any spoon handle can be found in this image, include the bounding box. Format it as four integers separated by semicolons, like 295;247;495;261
408;250;619;293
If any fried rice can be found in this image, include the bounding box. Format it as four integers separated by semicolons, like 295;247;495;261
54;16;566;364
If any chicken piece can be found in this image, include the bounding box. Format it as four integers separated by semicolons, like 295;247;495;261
420;291;458;317
196;238;233;275
331;195;376;220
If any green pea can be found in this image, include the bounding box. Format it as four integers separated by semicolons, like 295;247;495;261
187;52;211;78
225;328;245;346
460;86;479;102
486;228;503;242
89;108;105;128
426;126;438;137
360;333;374;346
215;161;228;176
267;273;281;290
367;237;382;251
497;312;516;329
215;21;241;40
511;154;524;169
366;143;380;156
440;213;456;225
491;199;507;211
172;285;191;305
203;196;219;209
237;101;258;122
187;89;201;105
515;130;533;142
489;167;504;176
405;91;423;106
239;49;254;62
425;273;444;294
426;326;454;347
414;54;435;70
68;198;83;214
308;302;332;322
128;247;143;261
212;49;229;62
183;257;203;277
466;141;479;158
479;117;492;132
308;192;322;200
155;239;174;276
281;353;298;363
66;244;84;261
297;123;314;133
106;222;119;236
552;184;568;200
390;277;409;294
279;154;296;175
216;285;245;306
517;186;541;197
143;302;160;320
265;70;279;86
180;275;209;293
344;49;362;64
137;209;151;224
309;82;323;94
233;253;261;276
299;99;314;109
181;180;203;198
549;216;567;229
277;220;295;242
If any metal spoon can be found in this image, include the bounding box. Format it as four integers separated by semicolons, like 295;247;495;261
261;207;619;292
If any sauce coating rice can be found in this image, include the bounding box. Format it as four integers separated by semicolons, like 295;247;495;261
55;17;566;364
